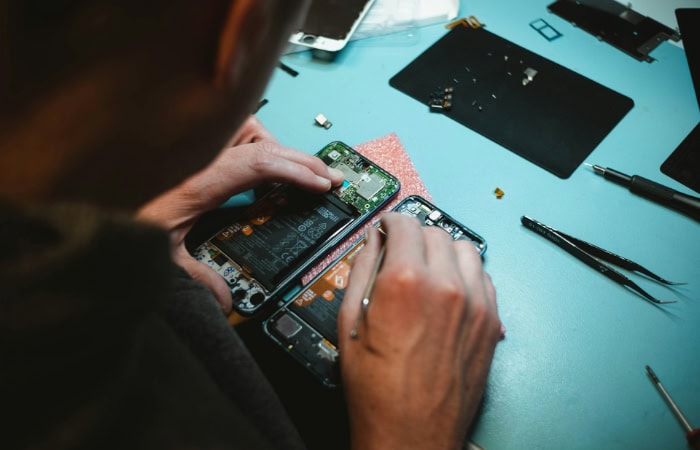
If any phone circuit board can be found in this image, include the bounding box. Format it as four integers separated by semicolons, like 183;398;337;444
320;141;400;214
392;195;486;254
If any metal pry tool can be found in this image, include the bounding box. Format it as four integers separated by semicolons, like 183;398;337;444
521;216;684;305
350;243;386;340
646;365;700;449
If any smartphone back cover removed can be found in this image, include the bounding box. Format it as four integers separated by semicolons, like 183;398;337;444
389;26;634;178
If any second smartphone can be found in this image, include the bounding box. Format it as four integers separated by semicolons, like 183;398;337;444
263;195;487;387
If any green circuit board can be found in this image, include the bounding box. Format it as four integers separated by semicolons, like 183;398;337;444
317;141;400;214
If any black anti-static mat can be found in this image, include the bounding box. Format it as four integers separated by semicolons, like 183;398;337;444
661;122;700;194
389;26;634;178
661;9;700;194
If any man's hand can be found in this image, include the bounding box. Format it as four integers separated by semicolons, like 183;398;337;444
337;213;502;450
137;116;343;313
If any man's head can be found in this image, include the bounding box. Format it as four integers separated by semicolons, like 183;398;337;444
0;0;309;209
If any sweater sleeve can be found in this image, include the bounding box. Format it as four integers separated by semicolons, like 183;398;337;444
1;202;296;450
161;265;307;450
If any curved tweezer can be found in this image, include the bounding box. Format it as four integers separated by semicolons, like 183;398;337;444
554;231;686;286
521;216;680;305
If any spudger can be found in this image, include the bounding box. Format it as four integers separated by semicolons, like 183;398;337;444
585;163;700;219
646;365;700;449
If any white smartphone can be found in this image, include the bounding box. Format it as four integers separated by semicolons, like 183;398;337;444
289;0;377;52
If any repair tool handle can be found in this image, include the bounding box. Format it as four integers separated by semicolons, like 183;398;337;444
595;165;700;220
688;429;700;450
628;175;700;215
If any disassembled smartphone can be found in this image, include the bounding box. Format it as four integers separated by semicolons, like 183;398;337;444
263;195;487;387
193;141;400;316
288;0;377;53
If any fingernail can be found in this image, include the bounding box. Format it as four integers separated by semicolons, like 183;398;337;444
316;175;332;189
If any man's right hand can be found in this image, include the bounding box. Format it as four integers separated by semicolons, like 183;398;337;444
337;213;502;450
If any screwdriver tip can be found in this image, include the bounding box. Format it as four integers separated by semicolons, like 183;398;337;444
584;163;605;175
646;365;659;383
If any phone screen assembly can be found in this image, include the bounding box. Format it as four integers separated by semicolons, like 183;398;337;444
288;0;377;52
262;195;487;387
193;141;400;317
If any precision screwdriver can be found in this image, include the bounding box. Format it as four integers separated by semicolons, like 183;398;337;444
585;164;700;220
646;365;700;449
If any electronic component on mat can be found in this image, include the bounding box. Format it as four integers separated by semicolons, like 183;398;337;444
428;86;454;112
263;195;487;387
194;141;399;316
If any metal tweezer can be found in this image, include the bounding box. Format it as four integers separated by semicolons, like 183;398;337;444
521;216;684;304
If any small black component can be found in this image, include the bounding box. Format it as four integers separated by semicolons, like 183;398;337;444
278;62;299;77
231;289;247;302
428;86;454;112
214;253;229;266
250;292;266;306
254;98;269;114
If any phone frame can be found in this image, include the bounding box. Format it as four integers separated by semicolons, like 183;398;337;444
192;141;399;317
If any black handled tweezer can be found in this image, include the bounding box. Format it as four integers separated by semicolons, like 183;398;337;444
521;216;683;305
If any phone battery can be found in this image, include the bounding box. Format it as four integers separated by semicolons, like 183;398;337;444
213;191;353;291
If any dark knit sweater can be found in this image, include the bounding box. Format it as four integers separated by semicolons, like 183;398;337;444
0;202;305;450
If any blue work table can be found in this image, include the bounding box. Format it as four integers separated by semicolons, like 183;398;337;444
256;1;700;448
